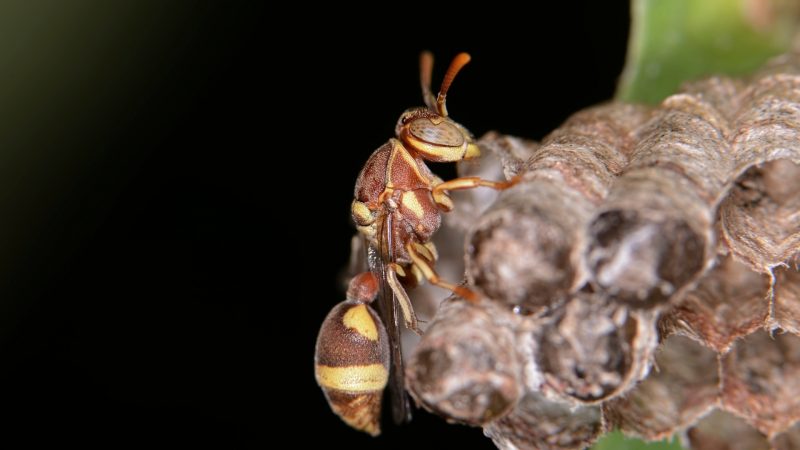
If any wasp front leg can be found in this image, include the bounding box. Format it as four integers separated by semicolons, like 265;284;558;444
430;176;520;212
406;241;478;302
352;200;378;243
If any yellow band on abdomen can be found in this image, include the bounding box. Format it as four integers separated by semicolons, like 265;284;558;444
315;364;388;392
342;304;379;340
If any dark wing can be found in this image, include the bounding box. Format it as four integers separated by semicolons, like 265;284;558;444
368;210;412;424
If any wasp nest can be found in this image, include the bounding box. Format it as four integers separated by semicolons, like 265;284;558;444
405;49;800;449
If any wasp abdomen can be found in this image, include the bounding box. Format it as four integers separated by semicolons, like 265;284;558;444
315;300;390;436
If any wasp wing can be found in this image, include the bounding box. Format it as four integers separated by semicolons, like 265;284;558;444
368;210;412;424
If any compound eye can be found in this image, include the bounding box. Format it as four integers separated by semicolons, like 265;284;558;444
408;118;464;147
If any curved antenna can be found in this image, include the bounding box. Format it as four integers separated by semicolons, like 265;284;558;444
419;51;437;110
436;52;471;117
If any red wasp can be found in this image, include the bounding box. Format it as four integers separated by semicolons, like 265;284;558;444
316;52;518;434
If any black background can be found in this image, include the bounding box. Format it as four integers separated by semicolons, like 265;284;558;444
1;2;629;447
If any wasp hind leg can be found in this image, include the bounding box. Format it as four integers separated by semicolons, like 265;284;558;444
406;242;479;303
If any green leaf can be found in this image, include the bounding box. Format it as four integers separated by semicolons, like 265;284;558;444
592;430;685;450
617;0;799;104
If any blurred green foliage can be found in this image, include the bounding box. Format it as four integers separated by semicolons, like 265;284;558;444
617;0;799;104
593;431;685;450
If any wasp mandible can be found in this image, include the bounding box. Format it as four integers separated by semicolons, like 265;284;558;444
316;52;518;435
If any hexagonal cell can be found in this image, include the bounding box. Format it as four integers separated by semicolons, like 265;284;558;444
720;158;800;273
530;293;658;404
774;265;800;336
603;335;720;440
721;330;800;437
721;69;800;272
407;299;523;425
659;256;770;353
688;409;770;450
771;421;800;450
483;392;601;450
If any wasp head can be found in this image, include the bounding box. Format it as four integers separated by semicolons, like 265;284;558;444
394;52;480;163
396;107;479;162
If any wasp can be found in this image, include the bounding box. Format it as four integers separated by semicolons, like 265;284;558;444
316;52;517;435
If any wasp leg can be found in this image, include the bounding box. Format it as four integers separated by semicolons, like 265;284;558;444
406;242;479;303
432;175;520;197
351;200;378;243
431;175;520;211
385;263;423;336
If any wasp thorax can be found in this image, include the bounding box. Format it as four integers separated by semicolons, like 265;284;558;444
315;299;390;436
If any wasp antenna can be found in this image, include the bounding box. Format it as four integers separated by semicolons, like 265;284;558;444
420;51;437;111
436;52;471;117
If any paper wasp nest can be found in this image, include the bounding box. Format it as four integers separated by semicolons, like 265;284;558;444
405;49;800;449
